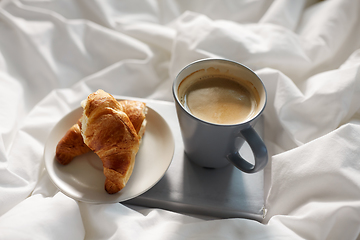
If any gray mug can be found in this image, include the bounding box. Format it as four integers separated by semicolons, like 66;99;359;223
172;58;268;173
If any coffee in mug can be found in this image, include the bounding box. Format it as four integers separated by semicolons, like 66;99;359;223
178;69;260;125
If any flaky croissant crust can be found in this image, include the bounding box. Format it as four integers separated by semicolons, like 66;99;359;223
55;118;91;165
55;89;147;194
81;90;141;194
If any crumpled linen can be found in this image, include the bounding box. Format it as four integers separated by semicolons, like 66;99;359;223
1;0;360;239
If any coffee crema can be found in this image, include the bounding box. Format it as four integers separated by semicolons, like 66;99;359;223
179;75;259;125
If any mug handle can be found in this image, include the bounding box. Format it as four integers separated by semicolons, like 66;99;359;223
227;126;268;173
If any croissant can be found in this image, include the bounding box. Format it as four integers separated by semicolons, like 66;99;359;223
118;100;147;140
55;117;91;165
55;100;147;165
80;90;143;194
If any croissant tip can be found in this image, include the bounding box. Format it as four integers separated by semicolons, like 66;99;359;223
105;179;124;194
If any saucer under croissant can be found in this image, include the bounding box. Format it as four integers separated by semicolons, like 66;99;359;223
44;90;174;203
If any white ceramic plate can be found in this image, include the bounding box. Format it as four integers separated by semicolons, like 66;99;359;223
44;105;175;203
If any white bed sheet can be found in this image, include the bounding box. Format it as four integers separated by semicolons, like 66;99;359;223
1;0;360;239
